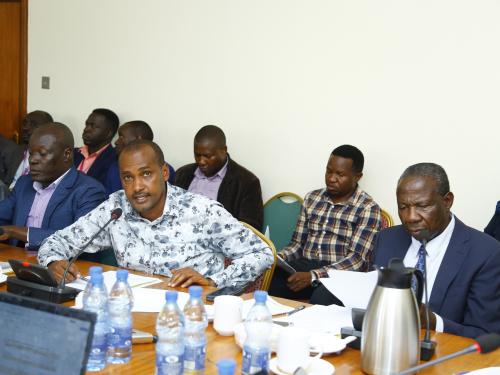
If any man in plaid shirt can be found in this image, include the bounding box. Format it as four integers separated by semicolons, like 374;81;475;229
269;145;382;300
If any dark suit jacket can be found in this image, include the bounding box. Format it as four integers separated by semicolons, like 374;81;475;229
372;218;500;338
73;145;117;188
484;202;500;241
174;156;263;230
0;136;23;185
0;167;106;250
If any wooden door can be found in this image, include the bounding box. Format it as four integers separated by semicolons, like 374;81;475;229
0;0;27;142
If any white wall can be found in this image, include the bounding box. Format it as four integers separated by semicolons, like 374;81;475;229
28;0;500;230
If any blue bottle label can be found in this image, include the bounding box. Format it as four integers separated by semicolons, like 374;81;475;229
184;344;206;372
242;346;270;375
107;326;132;348
157;353;184;375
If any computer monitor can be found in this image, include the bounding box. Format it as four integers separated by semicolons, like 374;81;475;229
0;292;96;375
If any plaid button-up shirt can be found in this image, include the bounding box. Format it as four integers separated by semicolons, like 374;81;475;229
280;187;382;277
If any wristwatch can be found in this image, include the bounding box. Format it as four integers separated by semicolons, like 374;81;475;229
310;270;320;288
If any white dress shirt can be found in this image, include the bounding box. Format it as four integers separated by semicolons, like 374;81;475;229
403;214;455;332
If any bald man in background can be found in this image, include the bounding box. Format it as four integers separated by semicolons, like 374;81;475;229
0;122;106;251
8;110;54;189
105;120;175;194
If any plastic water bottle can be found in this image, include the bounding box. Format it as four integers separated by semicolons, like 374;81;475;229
82;266;103;302
242;291;273;375
83;272;109;372
107;269;134;364
217;359;237;375
183;286;208;375
156;291;185;375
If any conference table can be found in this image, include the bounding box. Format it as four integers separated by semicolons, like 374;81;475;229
0;244;498;374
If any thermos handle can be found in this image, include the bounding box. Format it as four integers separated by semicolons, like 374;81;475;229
413;269;424;306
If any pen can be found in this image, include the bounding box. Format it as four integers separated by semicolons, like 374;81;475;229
273;305;306;318
287;305;305;316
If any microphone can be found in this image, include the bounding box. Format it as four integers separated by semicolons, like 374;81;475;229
6;208;122;304
417;228;437;361
60;208;122;288
399;333;500;374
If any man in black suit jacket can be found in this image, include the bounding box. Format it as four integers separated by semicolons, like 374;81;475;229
73;108;119;189
0;135;23;186
311;163;500;338
174;125;263;230
6;110;54;188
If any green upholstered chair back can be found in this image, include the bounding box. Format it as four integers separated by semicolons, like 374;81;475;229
263;192;303;252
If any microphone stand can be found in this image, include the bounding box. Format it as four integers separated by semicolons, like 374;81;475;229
59;208;122;289
400;333;500;374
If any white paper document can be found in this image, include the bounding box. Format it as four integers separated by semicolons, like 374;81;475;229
274;305;353;334
320;270;378;309
68;270;162;292
74;287;294;315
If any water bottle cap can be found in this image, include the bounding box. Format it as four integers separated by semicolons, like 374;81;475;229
254;290;267;303
165;290;178;302
188;285;203;298
91;273;103;284
116;269;128;281
216;359;237;375
88;266;102;275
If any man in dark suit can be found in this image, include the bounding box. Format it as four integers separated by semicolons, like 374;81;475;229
0;122;107;251
0;135;23;186
174;125;263;230
7;110;54;189
311;162;500;338
74;108;119;188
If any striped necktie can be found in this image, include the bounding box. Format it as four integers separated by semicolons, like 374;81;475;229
411;244;426;295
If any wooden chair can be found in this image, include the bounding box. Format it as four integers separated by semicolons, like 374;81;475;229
381;209;394;229
263;192;303;251
225;222;277;293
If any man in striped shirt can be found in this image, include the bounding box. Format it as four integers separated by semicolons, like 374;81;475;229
269;145;382;300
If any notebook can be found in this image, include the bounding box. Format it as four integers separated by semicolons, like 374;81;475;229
0;292;96;375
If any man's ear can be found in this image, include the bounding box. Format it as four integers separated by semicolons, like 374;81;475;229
63;147;72;163
443;191;454;210
354;172;363;184
162;163;169;182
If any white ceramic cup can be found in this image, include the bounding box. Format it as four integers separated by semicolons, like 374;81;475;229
213;295;243;336
277;327;322;374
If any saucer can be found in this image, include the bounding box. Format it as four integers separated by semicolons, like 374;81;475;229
269;357;335;375
309;333;349;354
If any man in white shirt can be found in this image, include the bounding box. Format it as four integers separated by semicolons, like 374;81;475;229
311;163;500;338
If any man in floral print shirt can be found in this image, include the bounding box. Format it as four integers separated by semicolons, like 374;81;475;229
38;140;273;288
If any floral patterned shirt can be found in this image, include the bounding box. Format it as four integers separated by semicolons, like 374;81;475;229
38;184;273;287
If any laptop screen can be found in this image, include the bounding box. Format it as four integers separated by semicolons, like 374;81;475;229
0;292;95;375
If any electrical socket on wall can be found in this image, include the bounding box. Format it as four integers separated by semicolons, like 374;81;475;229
41;76;50;89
